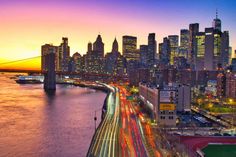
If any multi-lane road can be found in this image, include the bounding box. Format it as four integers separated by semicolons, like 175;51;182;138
87;84;161;157
87;84;120;157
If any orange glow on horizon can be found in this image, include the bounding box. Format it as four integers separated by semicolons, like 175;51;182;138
0;2;235;70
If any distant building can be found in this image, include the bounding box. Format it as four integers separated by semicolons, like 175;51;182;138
220;31;230;68
105;38;125;76
139;83;177;126
231;58;236;72
177;84;191;112
168;35;179;65
58;37;70;72
86;35;105;73
68;52;81;72
226;72;236;98
217;73;226;98
174;57;189;70
41;44;58;71
139;83;159;118
41;44;56;90
158;87;177;126
196;32;205;70
122;35;138;61
93;34;104;58
189;23;199;69
204;27;221;70
212;10;221;32
147;33;157;67
159;37;170;65
140;45;148;67
179;29;190;59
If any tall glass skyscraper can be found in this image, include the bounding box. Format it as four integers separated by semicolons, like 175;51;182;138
147;33;157;67
212;10;222;32
189;23;199;69
196;32;205;70
180;29;189;59
168;35;179;65
122;36;138;61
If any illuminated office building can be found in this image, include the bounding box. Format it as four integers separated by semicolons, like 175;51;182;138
195;32;205;70
105;38;125;75
168;35;179;65
159;37;170;65
204;27;222;70
147;33;157;67
58;37;70;72
140;45;148;67
41;44;58;71
221;31;230;68
179;29;189;59
93;34;104;58
85;35;105;73
189;23;199;69
212;10;221;32
122;35;138;61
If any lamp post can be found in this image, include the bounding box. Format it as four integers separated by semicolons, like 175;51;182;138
94;108;102;132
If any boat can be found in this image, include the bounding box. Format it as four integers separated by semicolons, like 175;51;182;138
15;75;44;84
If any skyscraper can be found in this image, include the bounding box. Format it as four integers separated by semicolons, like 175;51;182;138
85;42;93;72
221;31;230;68
58;37;70;72
105;38;125;75
122;35;138;61
140;45;148;67
212;10;222;32
196;32;205;70
189;23;199;69
204;27;214;70
168;35;179;65
179;29;189;59
41;44;56;90
226;72;236;98
112;38;118;52
159;37;170;66
91;35;105;73
93;34;104;58
147;33;157;67
41;44;58;71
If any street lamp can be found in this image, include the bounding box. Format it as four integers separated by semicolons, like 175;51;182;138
94;108;102;132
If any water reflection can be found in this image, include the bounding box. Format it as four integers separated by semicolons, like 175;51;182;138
0;73;106;157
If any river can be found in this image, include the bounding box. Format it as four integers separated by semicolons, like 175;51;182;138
0;73;106;157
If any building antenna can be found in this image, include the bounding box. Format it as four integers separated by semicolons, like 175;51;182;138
216;9;218;19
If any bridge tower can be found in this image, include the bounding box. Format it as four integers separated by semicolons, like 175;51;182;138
42;44;56;90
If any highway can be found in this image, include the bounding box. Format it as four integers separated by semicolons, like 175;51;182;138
87;84;161;157
87;84;120;157
118;85;161;157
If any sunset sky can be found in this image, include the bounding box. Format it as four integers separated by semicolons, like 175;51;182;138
0;0;235;69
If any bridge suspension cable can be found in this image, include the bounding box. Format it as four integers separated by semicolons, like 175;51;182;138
0;56;41;66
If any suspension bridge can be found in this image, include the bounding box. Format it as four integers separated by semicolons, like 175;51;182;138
0;56;41;73
0;56;128;81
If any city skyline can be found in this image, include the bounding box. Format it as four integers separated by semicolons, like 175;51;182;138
0;0;236;70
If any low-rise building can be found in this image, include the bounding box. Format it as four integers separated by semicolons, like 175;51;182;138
226;72;236;98
177;84;191;112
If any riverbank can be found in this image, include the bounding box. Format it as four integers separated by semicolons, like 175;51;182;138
59;81;114;157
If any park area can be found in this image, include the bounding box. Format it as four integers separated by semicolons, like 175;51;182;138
202;144;236;157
